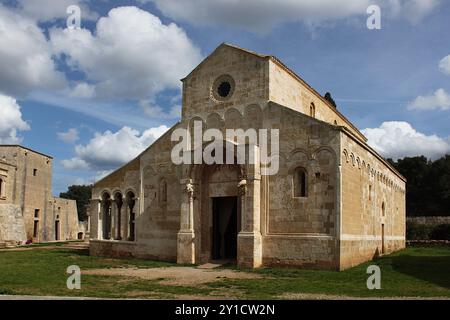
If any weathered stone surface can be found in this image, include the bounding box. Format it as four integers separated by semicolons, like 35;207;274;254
0;146;82;243
89;44;406;270
0;204;26;243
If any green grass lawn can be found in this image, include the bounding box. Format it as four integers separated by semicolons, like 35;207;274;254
220;246;450;299
0;243;449;299
0;244;210;299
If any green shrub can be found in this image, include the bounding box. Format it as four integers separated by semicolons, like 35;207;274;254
430;224;450;240
406;223;432;240
0;288;15;295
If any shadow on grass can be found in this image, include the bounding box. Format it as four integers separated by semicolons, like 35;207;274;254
0;288;15;295
42;248;90;257
65;249;90;256
391;254;450;289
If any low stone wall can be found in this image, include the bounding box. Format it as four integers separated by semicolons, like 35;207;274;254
407;240;450;246
407;216;450;226
89;239;177;262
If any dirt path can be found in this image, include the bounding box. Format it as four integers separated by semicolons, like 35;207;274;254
83;266;262;286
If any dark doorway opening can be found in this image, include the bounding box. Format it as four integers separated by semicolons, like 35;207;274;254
33;220;39;238
55;220;60;241
212;197;238;261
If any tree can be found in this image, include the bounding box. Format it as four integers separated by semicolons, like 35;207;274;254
324;92;337;108
389;156;450;216
60;185;93;221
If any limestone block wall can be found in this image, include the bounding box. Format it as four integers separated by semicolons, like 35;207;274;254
339;133;406;270
0;146;53;241
268;60;366;142
0;146;81;243
0;161;16;204
182;44;269;121
91;127;181;261
45;198;79;241
138;129;181;262
260;103;341;269
0;204;26;243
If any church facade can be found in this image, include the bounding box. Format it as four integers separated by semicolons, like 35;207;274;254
89;44;406;270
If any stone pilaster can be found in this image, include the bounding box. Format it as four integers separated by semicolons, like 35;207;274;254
237;162;263;268
177;179;196;264
88;199;100;239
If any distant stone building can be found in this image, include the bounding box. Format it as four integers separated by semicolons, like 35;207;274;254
89;44;406;270
0;145;82;245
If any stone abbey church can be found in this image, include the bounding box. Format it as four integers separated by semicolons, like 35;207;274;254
89;44;406;270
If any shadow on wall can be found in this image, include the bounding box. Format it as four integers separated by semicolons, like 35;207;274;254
391;254;450;289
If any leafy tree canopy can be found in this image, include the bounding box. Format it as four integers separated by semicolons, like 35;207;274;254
389;155;450;216
60;185;93;221
324;92;337;108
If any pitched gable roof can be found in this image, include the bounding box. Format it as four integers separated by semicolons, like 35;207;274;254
182;43;367;142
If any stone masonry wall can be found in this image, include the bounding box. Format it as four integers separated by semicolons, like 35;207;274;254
0;204;27;243
339;133;406;270
261;103;340;269
0;146;80;243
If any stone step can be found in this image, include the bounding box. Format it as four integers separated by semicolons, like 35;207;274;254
197;260;235;269
4;240;19;248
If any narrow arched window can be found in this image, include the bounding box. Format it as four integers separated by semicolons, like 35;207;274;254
293;167;308;198
382;202;386;217
0;178;3;197
160;180;167;203
310;103;316;118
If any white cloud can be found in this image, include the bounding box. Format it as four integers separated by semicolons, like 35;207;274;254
145;0;370;32
399;0;440;24
142;0;440;32
61;157;90;170
362;121;450;160
57;128;80;144
62;125;169;170
439;55;450;75
407;88;450;111
0;94;30;144
69;83;96;98
95;170;114;182
50;6;202;100
16;0;98;23
0;6;66;97
139;100;181;119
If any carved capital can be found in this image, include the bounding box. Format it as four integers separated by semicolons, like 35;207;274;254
238;179;247;196
185;182;194;200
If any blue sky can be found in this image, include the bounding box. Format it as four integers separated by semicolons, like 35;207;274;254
1;0;450;195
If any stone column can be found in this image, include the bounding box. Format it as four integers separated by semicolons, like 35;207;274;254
237;147;262;268
110;200;116;240
177;179;196;264
123;198;129;241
